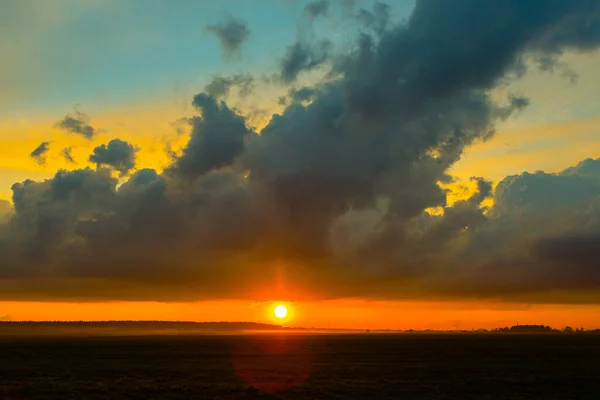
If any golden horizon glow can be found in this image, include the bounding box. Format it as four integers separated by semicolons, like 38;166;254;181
3;300;600;330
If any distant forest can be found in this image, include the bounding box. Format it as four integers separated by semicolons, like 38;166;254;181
0;321;294;335
374;324;600;333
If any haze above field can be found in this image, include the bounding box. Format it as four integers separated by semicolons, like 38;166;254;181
2;0;600;328
2;321;599;337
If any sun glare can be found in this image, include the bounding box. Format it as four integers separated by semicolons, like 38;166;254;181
274;304;288;319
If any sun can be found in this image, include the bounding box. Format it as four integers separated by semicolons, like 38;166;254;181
274;304;288;319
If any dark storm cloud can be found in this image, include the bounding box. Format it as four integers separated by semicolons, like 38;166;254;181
5;168;118;269
206;15;250;59
204;74;254;98
55;111;99;140
29;141;50;165
89;139;137;176
493;169;600;216
2;0;600;302
169;94;250;180
61;147;75;164
448;159;600;299
535;233;600;268
336;0;600;121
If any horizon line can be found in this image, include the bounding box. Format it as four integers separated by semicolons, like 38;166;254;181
1;320;599;332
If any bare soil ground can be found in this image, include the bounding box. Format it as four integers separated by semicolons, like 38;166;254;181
1;333;599;399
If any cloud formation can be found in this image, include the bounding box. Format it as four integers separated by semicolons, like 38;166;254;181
305;0;329;20
2;1;600;302
0;200;12;221
357;1;390;33
89;139;137;175
55;111;100;140
61;147;76;164
280;40;332;83
169;94;250;179
30;142;51;165
204;74;254;99
279;0;333;83
206;15;251;60
455;161;600;299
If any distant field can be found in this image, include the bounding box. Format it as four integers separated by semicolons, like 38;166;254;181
1;334;599;399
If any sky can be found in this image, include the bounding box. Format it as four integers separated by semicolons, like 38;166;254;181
2;0;600;329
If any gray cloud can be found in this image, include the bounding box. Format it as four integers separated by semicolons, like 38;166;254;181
535;233;600;271
357;1;391;35
55;111;99;140
204;74;254;99
561;158;600;179
449;160;600;298
2;1;600;302
30;141;51;165
336;0;600;121
61;147;76;164
305;0;329;19
280;40;332;83
89;139;137;176
287;86;317;103
206;15;251;60
0;200;12;221
278;0;334;83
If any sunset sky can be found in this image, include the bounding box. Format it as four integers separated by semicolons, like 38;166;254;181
2;0;600;329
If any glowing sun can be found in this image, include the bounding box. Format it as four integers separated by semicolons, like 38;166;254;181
274;304;288;319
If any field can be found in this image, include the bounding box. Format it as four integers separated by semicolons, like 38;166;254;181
1;333;599;399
